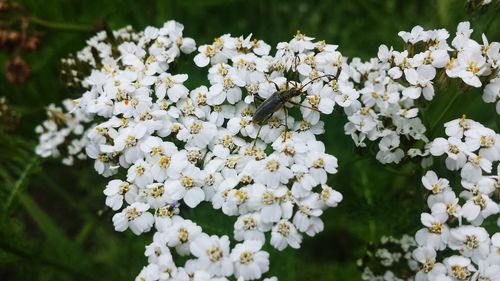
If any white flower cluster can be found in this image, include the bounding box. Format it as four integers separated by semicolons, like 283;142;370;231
35;25;147;164
411;118;499;281
358;235;418;281
35;99;91;165
194;30;348;120
36;21;344;280
35;18;499;281
342;22;499;164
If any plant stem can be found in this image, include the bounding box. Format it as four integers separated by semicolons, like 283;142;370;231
429;89;464;137
29;16;94;32
483;13;498;34
382;165;414;177
2;156;39;223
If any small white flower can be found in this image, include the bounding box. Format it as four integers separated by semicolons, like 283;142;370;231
230;240;269;280
165;165;205;208
248;184;291;223
448;226;490;263
443;255;476;280
293;194;324;236
140;137;188;182
143;183;169;208
290;164;318;198
135;264;160;281
127;159;154;188
413;49;450;68
429;137;469;170
398;25;427;44
165;216;202;256
415;213;449;250
155;73;189;102
208;69;246;105
403;65;436;100
112;124;148;164
444;116;478;139
428;190;461;221
270;219;302;250
194;37;226;67
112;202;154;235
318;185;343;208
103;179;138;210
412;247;447;281
300;140;338;184
447;46;486;87
289;31;315;53
471;261;500;281
189;234;234;277
252;155;293;189
376;133;404;164
460;192;499;224
461;152;492;182
175;265;210;281
233;213;271;243
177;117;217;148
304;82;336;114
333;83;359;108
422;171;450;194
144;233;171;263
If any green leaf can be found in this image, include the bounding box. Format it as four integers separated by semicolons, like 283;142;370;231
2;156;40;222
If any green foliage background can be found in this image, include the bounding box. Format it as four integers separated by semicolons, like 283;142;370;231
0;0;498;280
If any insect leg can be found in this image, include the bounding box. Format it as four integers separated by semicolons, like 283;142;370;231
272;81;280;92
252;125;263;150
282;107;289;142
251;114;272;150
265;76;281;92
293;53;300;72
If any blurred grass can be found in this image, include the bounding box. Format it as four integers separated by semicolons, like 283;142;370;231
0;0;498;280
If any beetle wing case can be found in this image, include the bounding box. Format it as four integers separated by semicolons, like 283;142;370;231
252;92;285;124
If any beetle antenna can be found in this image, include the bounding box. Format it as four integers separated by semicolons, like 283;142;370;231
297;74;336;92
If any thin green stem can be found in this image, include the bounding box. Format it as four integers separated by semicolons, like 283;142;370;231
2;156;39;222
483;13;498;34
429;89;464;136
382;165;414;177
75;221;95;245
29;16;94;32
341;155;365;168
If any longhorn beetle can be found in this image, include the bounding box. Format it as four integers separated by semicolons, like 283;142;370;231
251;73;337;147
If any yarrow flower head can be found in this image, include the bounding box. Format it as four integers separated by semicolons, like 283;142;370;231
410;118;499;281
34;18;499;281
36;21;344;280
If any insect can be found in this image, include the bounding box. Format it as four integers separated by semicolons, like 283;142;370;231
251;74;336;146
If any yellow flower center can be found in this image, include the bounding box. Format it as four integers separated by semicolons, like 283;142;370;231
239;251;254;265
178;227;189;243
181;176;194;189
207;246;223;262
266;160;279;172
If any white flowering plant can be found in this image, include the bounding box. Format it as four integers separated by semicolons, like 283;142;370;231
28;6;499;281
